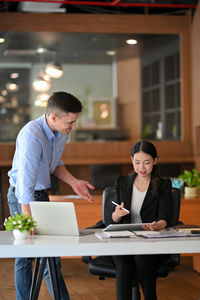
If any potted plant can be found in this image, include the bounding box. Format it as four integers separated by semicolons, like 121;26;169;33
178;169;200;197
4;212;37;239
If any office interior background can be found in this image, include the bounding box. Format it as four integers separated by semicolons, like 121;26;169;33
0;0;199;206
0;0;200;198
0;1;200;299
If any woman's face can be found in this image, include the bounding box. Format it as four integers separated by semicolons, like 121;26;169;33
131;151;157;178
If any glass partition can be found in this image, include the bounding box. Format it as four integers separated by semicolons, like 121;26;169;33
0;31;180;142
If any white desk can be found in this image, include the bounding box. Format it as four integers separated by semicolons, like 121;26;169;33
1;230;200;300
1;230;200;258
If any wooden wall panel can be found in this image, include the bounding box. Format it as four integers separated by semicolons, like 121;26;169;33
118;104;141;140
0;13;191;34
117;57;141;104
191;1;200;172
117;57;141;140
180;196;200;272
0;141;194;167
0;144;15;166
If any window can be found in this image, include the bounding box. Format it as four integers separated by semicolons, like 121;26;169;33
141;36;180;140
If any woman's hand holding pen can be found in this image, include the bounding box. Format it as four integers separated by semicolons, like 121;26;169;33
112;202;130;223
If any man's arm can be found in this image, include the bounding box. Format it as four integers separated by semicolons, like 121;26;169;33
21;204;32;215
53;165;95;202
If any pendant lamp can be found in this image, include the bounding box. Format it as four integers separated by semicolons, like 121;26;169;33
32;75;50;92
6;82;19;92
45;62;63;78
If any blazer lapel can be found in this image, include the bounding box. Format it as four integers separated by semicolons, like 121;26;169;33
141;181;154;211
120;173;135;211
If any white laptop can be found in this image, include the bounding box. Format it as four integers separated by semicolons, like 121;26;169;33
30;201;93;236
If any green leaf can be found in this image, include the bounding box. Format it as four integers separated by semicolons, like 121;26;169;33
178;169;200;189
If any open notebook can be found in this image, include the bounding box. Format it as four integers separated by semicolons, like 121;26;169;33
30;201;93;236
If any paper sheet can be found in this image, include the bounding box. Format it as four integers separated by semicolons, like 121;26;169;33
95;231;136;239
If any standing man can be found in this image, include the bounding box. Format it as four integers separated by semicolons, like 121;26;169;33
7;91;95;300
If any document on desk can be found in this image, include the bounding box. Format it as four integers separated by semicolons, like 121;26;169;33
63;195;83;199
133;229;200;238
95;231;136;240
175;224;200;233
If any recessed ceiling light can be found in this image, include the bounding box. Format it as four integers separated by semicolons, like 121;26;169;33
6;82;19;92
0;38;5;43
10;73;19;79
37;47;46;54
2;89;7;96
106;50;116;56
126;39;137;45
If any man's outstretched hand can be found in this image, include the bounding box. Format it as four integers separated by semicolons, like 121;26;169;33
71;180;95;202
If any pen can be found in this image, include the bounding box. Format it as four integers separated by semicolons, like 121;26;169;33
112;201;130;213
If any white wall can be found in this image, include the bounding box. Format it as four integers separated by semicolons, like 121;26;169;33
30;63;113;120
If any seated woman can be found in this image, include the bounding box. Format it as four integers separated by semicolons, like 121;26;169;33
106;140;173;300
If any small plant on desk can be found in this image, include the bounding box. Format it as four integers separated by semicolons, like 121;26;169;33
178;169;200;197
4;212;37;234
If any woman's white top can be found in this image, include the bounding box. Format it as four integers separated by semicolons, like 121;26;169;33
131;185;147;223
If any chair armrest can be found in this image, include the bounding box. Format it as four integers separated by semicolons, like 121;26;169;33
82;256;92;264
156;253;180;278
169;254;180;267
86;220;105;229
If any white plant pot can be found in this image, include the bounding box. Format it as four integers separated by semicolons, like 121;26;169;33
184;187;197;198
13;229;29;239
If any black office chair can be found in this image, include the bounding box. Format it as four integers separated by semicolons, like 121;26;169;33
90;164;121;192
50;174;60;195
82;186;181;300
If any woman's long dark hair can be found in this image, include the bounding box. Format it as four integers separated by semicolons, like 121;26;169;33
131;140;161;195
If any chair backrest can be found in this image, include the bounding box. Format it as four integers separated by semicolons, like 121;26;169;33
102;186;116;226
102;186;181;227
170;187;181;226
90;165;121;190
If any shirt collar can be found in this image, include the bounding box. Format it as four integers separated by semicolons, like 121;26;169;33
41;113;61;140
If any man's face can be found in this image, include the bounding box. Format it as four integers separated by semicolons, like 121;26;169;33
52;112;79;135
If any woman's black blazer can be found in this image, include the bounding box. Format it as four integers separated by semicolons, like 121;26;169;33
106;173;173;226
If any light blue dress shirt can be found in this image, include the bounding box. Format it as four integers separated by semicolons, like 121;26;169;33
8;114;68;204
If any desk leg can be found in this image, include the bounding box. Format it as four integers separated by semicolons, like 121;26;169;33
29;258;47;300
29;258;41;300
47;257;61;300
29;257;61;300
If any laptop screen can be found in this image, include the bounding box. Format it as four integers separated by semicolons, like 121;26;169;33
30;201;80;236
